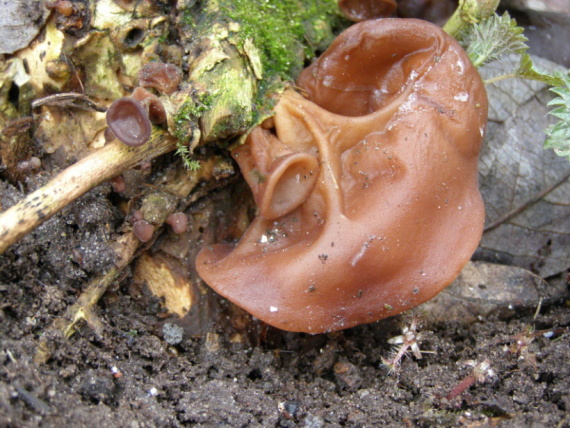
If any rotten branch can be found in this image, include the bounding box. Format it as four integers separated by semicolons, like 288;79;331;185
0;128;177;254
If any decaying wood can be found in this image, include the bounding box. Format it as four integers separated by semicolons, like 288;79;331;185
0;0;344;254
33;154;236;364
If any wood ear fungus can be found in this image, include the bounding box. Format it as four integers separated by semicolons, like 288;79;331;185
197;19;488;333
232;127;320;219
106;87;168;146
132;87;167;125
138;62;182;96
106;97;152;147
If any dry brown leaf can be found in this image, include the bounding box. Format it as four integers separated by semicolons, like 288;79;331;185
475;55;570;278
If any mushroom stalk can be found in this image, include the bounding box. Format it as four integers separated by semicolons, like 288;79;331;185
0;129;177;254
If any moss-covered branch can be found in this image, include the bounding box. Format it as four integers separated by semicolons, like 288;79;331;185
171;0;345;148
0;0;347;253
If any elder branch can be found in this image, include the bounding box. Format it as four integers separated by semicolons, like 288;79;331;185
0;129;177;254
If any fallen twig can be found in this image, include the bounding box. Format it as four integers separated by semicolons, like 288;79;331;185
31;92;108;112
60;231;140;338
31;154;233;363
0;128;177;254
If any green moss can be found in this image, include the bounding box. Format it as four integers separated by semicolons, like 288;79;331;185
173;91;214;142
180;91;214;119
181;0;344;95
157;31;169;44
222;0;342;79
175;142;202;170
175;0;347;146
220;0;344;124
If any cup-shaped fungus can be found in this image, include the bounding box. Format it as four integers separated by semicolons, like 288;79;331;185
132;87;167;124
106;97;152;147
196;19;488;333
138;62;182;96
232;127;320;219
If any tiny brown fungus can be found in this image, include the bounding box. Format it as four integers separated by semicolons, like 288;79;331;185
108;175;126;194
167;212;188;234
138;62;182;96
129;209;144;225
197;19;488;333
133;219;155;242
46;0;74;16
106;97;152;147
132;87;167;124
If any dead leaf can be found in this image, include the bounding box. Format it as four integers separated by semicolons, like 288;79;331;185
503;0;570;14
475;55;570;278
0;0;49;55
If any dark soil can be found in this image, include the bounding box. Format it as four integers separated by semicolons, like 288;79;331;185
1;172;569;427
2;2;570;427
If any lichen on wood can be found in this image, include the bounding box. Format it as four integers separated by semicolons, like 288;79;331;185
172;0;346;146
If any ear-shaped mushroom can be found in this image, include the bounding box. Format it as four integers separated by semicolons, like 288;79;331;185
232;127;320;219
196;19;488;333
138;62;182;96
106;97;152;147
132;87;167;124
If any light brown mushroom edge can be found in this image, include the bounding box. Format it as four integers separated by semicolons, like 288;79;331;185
197;18;488;333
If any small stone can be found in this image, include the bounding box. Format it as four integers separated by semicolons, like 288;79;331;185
162;322;184;345
303;414;325;428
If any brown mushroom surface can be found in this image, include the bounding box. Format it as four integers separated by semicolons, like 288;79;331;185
196;19;488;333
106;97;152;147
138;62;182;96
132;87;167;124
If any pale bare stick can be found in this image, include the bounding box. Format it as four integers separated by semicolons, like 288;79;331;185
0;129;177;254
34;231;141;363
61;231;140;339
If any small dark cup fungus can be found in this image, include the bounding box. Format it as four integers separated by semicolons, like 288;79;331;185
167;212;188;234
138;62;182;96
197;19;488;333
106;97;151;147
132;87;167;124
133;219;155;242
109;175;126;194
46;0;74;16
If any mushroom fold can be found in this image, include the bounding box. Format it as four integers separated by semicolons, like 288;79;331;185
197;19;488;333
